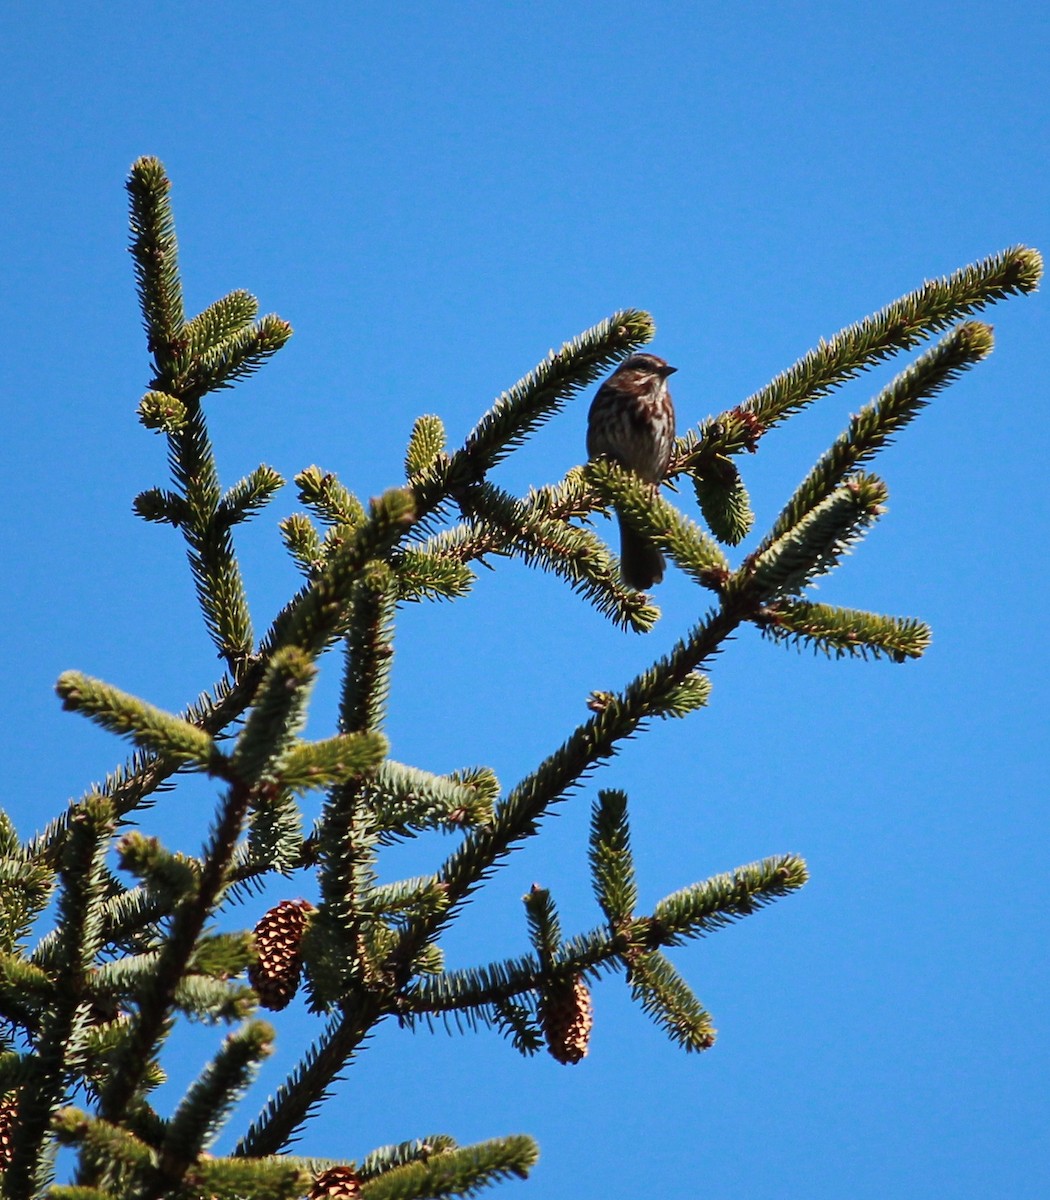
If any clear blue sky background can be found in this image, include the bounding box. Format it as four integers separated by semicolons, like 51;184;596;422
1;4;1047;1197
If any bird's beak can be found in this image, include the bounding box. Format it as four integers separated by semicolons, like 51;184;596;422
662;365;678;377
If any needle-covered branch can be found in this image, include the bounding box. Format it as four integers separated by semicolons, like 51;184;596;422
6;798;114;1200
586;459;730;590
691;456;756;546
358;1135;538;1200
264;489;415;659
739;246;1038;434
746;473;888;599
51;1106;157;1173
757;600;932;662
434;310;655;490
230;647;319;788
672;245;1041;473
97;779;254;1129
764;320;994;546
588;790;638;927
183;289;260;358
159;1020;276;1186
400;851;807;1050
648;854;809;944
369;761;496;842
217;464;286;531
55;672;222;774
126;156;185;373
404;415;447;482
390;604;742;982
457;481;659;632
625;950;715;1051
339;561;398;737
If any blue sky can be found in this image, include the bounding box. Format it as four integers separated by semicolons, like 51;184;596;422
1;3;1047;1197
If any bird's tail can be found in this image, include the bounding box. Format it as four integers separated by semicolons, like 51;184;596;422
617;511;665;591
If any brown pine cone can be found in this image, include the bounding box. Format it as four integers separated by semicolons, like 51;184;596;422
248;899;314;1011
540;974;594;1065
309;1165;362;1200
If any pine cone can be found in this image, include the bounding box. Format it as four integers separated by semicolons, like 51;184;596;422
541;974;593;1065
248;899;314;1011
309;1165;362;1200
0;1093;17;1169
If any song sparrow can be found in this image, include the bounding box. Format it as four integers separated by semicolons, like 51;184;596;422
587;353;677;590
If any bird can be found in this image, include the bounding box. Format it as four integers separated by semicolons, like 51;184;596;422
586;353;677;590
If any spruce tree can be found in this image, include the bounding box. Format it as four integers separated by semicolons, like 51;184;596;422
0;157;1040;1199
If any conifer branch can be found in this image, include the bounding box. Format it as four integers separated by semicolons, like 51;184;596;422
280;513;326;578
137;391;189;435
158;1020;275;1189
264;488;416;659
691;457;756;546
370;762;496;841
458;311;654;476
55;673;221;772
97;780;254;1129
183;290;260;357
90;950;255;1024
298;564;399;1009
757;600;932;661
404;415;447;482
408;312;655;517
746;474;888;599
168;404;256;672
126;157;185;375
357;1135;538;1200
0;952;52;1031
399;956;548;1022
739;245;1037;434
126;160;293;677
625;950;715;1051
764;321;994;547
7;798;114;1200
491;998;545;1057
366;876;450;921
176;1153;311;1200
296;467;367;529
46;1189;115;1200
233;1000;382;1157
522;888;561;968
340;562;398;736
357;1135;459;1180
25;678;248;875
170;975;257;1025
51;1106;156;1172
230;647;318;787
132;486;187;526
405;851;807;1029
585;459;730;590
456;481;660;633
389;604;744;984
184;315;293;394
648;854;809;944
278;734;390;794
672;245;1042;472
0;852;52;954
31;882;168;974
588;790;638;927
115;834;201;901
217;465;285;530
392;547;475;604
